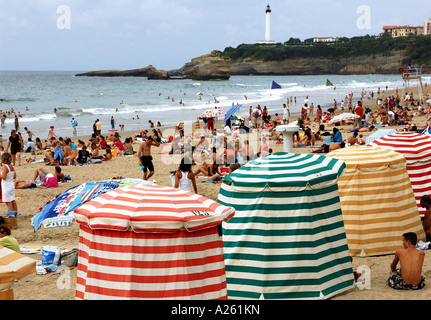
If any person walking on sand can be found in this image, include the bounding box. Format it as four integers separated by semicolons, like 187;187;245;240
71;118;78;136
138;136;160;181
387;232;425;290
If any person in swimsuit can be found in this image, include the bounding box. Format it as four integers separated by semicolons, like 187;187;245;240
388;232;425;290
6;130;22;166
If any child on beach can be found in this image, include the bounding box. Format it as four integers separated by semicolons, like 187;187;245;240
1;153;17;218
48;126;57;139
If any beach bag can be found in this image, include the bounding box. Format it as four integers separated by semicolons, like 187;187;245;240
42;176;59;188
42;246;62;266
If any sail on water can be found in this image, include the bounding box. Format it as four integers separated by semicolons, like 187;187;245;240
271;81;282;89
326;79;334;87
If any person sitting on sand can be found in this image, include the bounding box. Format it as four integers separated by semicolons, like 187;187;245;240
294;128;312;148
32;166;65;184
76;146;90;165
257;136;270;158
90;142;103;161
387;232;425;291
174;157;198;193
123;138;135;155
332;128;343;143
0;226;20;253
62;139;76;165
102;146;112;161
347;132;359;145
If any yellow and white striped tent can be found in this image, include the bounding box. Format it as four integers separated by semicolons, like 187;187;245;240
0;246;36;300
326;146;426;257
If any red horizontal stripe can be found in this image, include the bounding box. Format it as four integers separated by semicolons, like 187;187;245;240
80;237;223;255
87;253;225;269
79;225;217;241
86;267;226;284
78;282;227;299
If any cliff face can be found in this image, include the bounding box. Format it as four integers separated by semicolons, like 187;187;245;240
230;50;408;75
75;65;169;79
75;49;427;80
76;51;231;80
170;51;232;80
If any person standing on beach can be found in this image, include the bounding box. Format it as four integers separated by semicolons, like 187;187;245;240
283;104;290;124
138;136;160;181
96;119;102;136
388;232;425;290
48;126;57;140
110;116;116;131
71;118;78;136
421;195;431;242
6;130;22;167
1;153;17;218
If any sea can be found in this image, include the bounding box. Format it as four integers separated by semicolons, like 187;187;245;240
0;71;430;140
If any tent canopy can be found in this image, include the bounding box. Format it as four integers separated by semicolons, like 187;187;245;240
365;129;398;145
224;152;346;192
75;184;234;233
75;184;235;300
0;246;36;300
369;132;431;217
218;153;354;300
369;132;431;163
326;146;426;257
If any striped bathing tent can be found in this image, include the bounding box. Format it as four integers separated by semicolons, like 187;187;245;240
326;146;426;257
74;184;235;300
0;246;36;300
369;132;431;217
217;153;354;300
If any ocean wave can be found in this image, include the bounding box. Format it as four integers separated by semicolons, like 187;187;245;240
0;97;37;103
4;113;57;124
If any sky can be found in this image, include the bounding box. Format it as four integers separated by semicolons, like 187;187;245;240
0;0;430;71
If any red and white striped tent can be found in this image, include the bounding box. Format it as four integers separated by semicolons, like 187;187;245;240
369;132;431;217
74;184;235;300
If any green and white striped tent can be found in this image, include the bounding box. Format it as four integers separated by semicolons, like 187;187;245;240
217;153;354;300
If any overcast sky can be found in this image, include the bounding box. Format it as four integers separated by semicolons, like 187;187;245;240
0;0;429;71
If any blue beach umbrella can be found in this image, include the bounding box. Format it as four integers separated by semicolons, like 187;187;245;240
224;104;242;122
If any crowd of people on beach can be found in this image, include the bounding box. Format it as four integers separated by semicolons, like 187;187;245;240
1;80;431;295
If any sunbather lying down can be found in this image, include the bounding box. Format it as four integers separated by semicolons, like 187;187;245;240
15;181;37;189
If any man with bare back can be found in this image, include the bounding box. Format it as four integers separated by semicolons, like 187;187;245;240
388;232;425;290
138;136;160;181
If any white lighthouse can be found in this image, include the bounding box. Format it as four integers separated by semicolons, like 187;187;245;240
257;5;275;44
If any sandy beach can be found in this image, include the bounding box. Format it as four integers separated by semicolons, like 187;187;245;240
4;83;431;301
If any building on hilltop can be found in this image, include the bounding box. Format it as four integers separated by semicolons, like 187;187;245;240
313;37;339;43
382;24;424;37
425;18;431;35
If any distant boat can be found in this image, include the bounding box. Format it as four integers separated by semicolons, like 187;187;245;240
271;81;282;90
